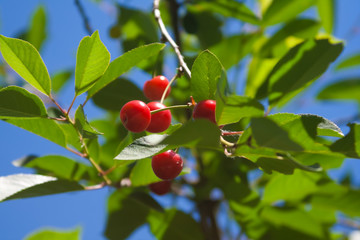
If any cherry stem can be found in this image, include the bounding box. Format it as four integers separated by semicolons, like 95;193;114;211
220;136;235;147
85;182;106;190
153;0;191;78
150;104;191;114
221;131;244;136
49;95;67;116
160;73;178;104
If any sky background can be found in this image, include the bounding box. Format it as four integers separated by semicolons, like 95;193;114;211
1;0;360;239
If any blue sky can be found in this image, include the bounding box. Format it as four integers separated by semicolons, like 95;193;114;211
1;0;360;239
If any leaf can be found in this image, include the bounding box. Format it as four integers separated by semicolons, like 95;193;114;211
162;120;221;149
0;35;51;95
5;118;67;147
330;123;360;158
260;19;321;57
0;86;47;118
51;70;73;93
87;43;165;99
105;189;153;240
336;54;360;70
216;95;264;125
13;155;94;181
92;78;147;111
25;227;81;240
74;105;103;139
191;0;260;25
27;5;47;51
148;209;204;240
262;0;317;26
75;30;110;96
251;117;304;151
191;50;223;102
209;33;260;69
0;174;84;202
263;170;319;203
317;0;335;34
130;158;191;187
115;134;169;161
317;78;360;101
260;206;325;238
256;38;343;107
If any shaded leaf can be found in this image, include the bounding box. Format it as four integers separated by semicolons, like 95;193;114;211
115;134;168;161
75;30;110;96
216;95;264;125
317;78;360;101
336;54;360;70
87;43;165;99
0;35;51;95
191;50;222;102
0;86;47;118
74;105;103;139
0;174;84;202
330;123;360;158
51;70;73;93
27;5;47;51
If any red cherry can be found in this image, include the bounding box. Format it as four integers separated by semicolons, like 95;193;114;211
149;181;171;195
143;75;171;101
192;100;216;124
146;102;172;133
152;150;183;180
120;100;151;133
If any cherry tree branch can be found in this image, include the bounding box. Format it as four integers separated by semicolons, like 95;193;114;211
74;0;93;35
153;0;191;78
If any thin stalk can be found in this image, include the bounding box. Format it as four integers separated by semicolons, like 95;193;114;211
67;95;77;114
160;73;178;104
151;104;190;114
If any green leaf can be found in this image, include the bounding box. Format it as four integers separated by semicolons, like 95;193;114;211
263;170;319;203
148;209;204;240
27;5;47;51
92;78;147;111
262;0;317;26
87;43;165;99
216;95;264;125
330;123;360;158
13;155;94;181
115;134;169;161
0;86;47;118
251;117;304;151
209;33;260;69
260;19;321;57
191;0;260;25
163;120;221;149
260;206;325;238
256;38;343;107
317;0;335;34
317;78;360;101
0;174;84;202
51;70;73;93
191;50;223;102
5;118;67;147
74;105;103;139
336;54;360;70
25;227;81;240
105;189;154;240
75;30;110;96
0;35;51;95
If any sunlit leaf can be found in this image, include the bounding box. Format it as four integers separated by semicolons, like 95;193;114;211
336;54;360;70
317;0;335;34
317;78;360;101
25;227;81;240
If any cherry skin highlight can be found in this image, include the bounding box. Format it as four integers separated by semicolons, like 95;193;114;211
149;181;171;195
146;102;172;133
192;100;216;124
120;100;151;133
152;150;183;180
143;75;171;101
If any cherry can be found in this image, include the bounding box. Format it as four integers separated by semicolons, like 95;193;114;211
120;100;151;133
146;102;172;133
152;150;183;180
149;180;171;195
143;75;171;101
192;100;216;124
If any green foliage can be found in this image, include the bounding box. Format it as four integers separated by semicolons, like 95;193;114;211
25;227;81;240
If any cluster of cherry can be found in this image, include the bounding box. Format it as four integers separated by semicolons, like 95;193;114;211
120;75;216;195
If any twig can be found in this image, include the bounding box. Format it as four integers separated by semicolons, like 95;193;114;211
85;182;106;190
153;0;191;78
74;0;93;35
67;95;77;114
167;0;182;51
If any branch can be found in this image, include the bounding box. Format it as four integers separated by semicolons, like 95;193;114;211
153;0;191;78
74;0;93;35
